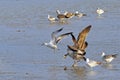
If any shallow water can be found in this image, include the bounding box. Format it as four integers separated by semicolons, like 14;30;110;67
0;0;120;80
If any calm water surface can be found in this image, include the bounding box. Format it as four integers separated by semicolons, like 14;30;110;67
0;0;120;80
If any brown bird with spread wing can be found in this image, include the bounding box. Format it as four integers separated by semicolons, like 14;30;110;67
64;25;92;67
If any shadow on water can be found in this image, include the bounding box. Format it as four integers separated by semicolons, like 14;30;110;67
101;62;120;71
101;63;114;69
48;66;88;80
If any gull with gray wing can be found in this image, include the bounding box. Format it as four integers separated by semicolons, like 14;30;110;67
42;28;72;51
75;11;87;18
101;52;118;63
48;15;58;22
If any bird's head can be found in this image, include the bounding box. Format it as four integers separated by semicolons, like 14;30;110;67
101;52;105;57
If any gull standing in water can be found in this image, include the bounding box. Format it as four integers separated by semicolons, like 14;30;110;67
56;10;75;19
56;10;67;19
48;15;58;22
56;10;74;23
101;52;118;63
96;8;104;16
74;11;87;18
41;28;72;51
64;11;75;19
85;58;102;68
64;25;92;67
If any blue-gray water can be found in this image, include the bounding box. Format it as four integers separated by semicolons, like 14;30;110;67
0;0;120;80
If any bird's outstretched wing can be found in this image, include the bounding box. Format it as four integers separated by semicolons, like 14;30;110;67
77;25;91;50
56;32;73;44
70;33;77;46
81;41;88;50
67;45;79;52
51;27;63;40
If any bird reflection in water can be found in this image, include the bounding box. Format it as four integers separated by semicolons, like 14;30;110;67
64;66;87;79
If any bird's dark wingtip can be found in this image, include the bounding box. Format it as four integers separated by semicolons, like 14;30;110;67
87;25;92;28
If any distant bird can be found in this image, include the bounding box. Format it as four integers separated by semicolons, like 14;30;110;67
96;8;104;16
101;52;118;63
56;10;66;19
56;10;74;20
64;25;92;67
56;10;67;23
41;28;72;50
85;58;102;68
64;11;75;19
48;15;58;22
57;14;67;20
75;11;87;18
